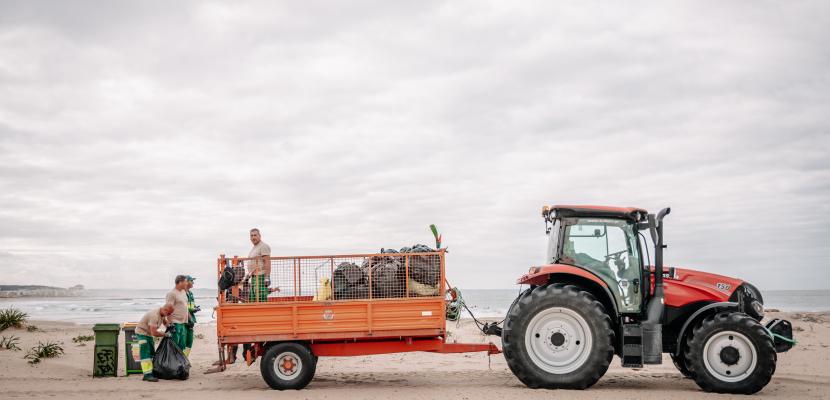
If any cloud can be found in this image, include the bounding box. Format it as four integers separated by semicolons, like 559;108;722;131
0;1;828;290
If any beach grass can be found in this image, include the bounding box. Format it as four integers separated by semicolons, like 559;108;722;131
1;335;21;351
0;308;28;331
72;334;94;343
24;341;64;364
26;325;39;332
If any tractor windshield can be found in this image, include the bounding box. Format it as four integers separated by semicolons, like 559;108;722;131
556;218;642;312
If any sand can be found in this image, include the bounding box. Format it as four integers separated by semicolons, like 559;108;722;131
1;311;829;399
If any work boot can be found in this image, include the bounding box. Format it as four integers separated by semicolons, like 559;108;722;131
143;375;159;382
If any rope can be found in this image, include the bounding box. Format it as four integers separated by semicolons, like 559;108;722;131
447;284;528;334
764;327;797;344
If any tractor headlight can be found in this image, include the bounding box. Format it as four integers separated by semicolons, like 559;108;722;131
749;300;765;319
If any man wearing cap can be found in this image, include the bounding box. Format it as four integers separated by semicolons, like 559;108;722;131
165;275;189;351
135;303;174;382
183;275;200;358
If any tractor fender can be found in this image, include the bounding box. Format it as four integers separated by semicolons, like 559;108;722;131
674;301;740;356
518;264;608;288
545;272;620;319
518;264;617;318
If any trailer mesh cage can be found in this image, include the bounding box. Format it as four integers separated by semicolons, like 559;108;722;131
217;251;445;305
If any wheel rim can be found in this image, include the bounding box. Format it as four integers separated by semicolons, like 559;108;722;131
274;351;303;381
702;331;757;382
524;307;593;374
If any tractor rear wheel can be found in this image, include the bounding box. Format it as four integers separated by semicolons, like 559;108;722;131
670;353;694;379
685;312;776;394
502;284;614;389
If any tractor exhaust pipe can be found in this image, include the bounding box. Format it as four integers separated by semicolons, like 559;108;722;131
642;207;670;364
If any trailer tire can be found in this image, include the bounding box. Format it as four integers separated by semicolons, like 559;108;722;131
260;342;317;390
685;312;776;394
502;284;614;389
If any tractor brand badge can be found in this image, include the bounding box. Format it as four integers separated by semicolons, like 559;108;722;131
322;309;335;320
716;283;732;291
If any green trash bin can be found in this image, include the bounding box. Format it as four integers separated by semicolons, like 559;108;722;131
122;323;143;375
92;323;121;377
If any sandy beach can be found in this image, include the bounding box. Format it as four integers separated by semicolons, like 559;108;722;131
0;311;827;399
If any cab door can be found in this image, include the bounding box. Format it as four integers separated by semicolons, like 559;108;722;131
558;218;643;313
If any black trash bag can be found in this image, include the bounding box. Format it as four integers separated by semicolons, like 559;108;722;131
353;248;405;299
370;260;405;298
333;262;368;300
408;244;440;286
334;262;365;286
153;337;191;380
334;283;368;300
218;264;235;291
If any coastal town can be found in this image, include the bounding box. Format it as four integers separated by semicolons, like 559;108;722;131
0;285;85;298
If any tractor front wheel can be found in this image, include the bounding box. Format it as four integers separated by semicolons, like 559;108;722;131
685;312;776;394
502;284;614;389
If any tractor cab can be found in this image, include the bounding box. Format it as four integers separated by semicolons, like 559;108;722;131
542;205;649;314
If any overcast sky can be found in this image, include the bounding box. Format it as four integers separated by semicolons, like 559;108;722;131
1;1;828;290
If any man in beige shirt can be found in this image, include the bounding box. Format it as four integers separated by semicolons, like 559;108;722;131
247;228;272;302
165;275;189;352
134;303;174;382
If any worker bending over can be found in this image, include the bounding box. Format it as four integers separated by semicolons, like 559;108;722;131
135;303;174;382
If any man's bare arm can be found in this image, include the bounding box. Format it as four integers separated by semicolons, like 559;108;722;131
262;255;271;277
149;324;165;337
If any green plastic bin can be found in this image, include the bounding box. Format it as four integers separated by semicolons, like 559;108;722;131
92;323;121;377
122;323;142;375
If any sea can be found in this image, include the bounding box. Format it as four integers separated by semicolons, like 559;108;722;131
1;289;828;325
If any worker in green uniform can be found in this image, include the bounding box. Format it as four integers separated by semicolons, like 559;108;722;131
184;275;199;358
134;303;174;382
165;275;189;351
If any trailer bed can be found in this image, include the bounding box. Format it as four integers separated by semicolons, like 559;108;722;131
216;251;449;345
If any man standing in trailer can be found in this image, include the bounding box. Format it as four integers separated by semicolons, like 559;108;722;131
246;228;271;302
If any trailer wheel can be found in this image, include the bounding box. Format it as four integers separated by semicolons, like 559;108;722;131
260;342;317;390
502;284;614;389
685;312;776;394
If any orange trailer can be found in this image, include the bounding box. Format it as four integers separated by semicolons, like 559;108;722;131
214;250;500;390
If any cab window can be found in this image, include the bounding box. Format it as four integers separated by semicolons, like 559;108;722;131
561;218;642;312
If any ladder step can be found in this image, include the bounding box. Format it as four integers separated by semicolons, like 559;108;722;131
621;324;644;368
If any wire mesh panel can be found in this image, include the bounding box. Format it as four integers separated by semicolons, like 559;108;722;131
217;251;444;304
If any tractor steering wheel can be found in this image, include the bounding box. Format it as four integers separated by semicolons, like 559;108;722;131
604;249;627;261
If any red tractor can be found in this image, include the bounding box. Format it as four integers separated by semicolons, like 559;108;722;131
499;205;794;394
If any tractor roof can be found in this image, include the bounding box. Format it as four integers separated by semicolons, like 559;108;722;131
548;204;648;221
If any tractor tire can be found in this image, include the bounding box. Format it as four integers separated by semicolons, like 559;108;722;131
684;312;776;394
670;353;694;379
260;342;317;390
502;284;614;389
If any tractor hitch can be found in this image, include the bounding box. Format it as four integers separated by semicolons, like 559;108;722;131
765;319;796;353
